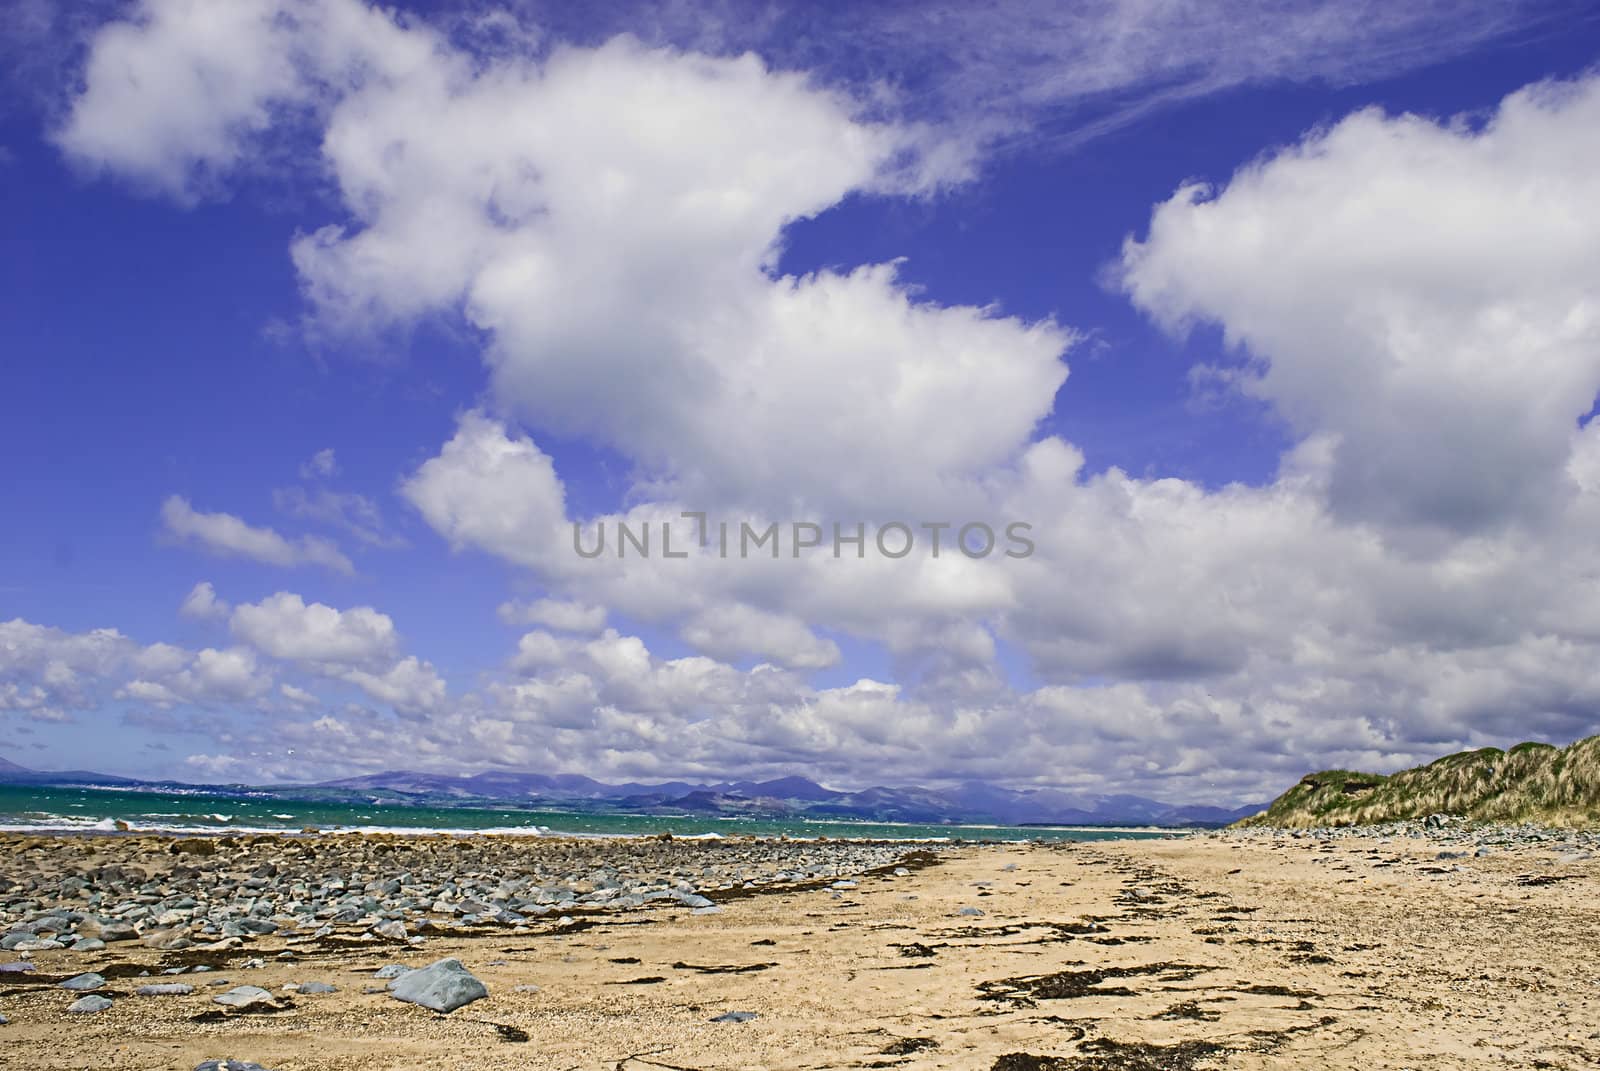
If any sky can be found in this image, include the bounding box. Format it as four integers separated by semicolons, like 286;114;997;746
3;0;1600;804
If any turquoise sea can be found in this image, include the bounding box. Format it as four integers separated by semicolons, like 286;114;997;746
0;784;1175;842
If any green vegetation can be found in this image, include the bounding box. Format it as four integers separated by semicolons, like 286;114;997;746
1235;735;1600;828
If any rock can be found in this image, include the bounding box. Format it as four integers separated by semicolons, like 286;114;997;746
958;906;985;917
710;1011;758;1022
293;981;336;994
0;962;36;974
171;839;218;856
60;972;106;991
212;986;279;1011
137;983;194;996
98;923;138;942
194;1062;275;1071
71;938;106;952
388;957;488;1013
373;964;414;980
67;995;113;1014
143;928;192;950
892;868;910;877
372;920;407;941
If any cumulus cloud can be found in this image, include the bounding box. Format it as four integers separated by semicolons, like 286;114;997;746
160;495;354;574
178;581;229;621
228;591;445;714
1120;77;1600;534
498;598;607;634
680;604;840;670
229;591;397;666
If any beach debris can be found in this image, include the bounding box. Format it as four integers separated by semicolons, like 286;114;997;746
388;958;488;1013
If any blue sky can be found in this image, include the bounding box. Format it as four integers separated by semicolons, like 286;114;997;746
3;1;1600;801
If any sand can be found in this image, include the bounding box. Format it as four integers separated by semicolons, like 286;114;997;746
1;831;1597;1070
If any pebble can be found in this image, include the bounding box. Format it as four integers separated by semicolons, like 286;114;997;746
195;1062;275;1071
958;906;985;916
293;981;337;994
710;1011;758;1022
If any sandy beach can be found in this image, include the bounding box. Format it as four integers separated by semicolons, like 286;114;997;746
1;828;1597;1070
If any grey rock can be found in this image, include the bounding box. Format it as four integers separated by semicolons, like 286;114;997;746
194;1062;275;1071
388;957;488;1013
71;938;106;952
958;906;985;917
68;994;113;1014
294;981;336;994
137;983;194;996
0;1012;7;1024
373;964;414;980
212;986;278;1010
98;923;138;942
0;962;36;974
60;972;106;991
710;1010;758;1022
372;920;407;941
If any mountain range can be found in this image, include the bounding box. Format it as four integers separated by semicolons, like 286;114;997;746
0;757;1262;828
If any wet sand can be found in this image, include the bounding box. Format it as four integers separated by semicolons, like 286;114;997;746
1;830;1597;1069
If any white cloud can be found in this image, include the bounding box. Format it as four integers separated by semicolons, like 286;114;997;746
273;485;404;548
399;411;568;568
299;447;339;479
52;0;437;201
227;591;446;714
161;495;354;574
499;598;607;634
1120;76;1600;534
178;581;229;621
680;604;840;670
229;591;397;667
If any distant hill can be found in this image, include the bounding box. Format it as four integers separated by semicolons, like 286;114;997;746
1235;735;1600;828
0;756;134;786
0;756;1259;828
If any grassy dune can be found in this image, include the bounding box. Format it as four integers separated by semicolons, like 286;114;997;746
1236;735;1600;828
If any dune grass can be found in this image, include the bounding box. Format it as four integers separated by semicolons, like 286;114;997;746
1235;735;1600;828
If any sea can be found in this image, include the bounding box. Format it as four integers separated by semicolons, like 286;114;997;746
0;784;1176;842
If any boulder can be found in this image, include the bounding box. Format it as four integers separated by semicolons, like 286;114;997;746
388;958;487;1013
